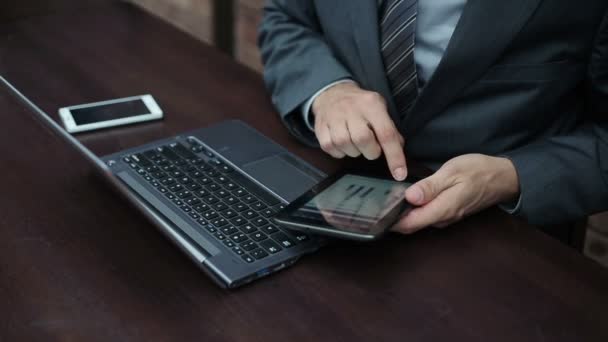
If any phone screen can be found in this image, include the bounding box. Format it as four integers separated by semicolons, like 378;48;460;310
71;99;150;125
286;174;411;235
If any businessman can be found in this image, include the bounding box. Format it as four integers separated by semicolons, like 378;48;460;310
258;0;608;234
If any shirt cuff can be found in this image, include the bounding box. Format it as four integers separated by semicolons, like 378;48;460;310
499;193;523;214
301;79;355;131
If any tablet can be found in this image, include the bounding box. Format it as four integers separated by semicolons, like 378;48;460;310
273;172;413;241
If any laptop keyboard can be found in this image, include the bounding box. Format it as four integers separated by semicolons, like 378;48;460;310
122;137;309;264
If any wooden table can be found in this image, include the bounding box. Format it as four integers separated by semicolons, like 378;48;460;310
2;2;608;341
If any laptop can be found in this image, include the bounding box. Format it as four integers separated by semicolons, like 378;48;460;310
2;76;326;288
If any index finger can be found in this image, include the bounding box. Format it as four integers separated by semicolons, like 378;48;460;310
366;118;407;181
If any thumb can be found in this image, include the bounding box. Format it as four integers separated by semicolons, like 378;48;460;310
405;171;452;206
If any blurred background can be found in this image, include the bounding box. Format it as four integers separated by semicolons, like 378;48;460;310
2;0;607;267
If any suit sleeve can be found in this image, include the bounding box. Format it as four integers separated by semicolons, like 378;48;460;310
503;10;608;226
258;0;353;146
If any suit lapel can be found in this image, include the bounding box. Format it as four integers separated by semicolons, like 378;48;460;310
349;0;401;122
400;0;543;136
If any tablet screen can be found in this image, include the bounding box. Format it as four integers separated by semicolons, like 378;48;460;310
291;174;411;233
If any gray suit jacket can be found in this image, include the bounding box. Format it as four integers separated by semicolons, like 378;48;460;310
258;0;608;226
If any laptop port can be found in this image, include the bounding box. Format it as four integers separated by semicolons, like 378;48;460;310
256;268;271;277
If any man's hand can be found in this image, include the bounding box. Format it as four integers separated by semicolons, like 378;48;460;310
312;82;407;181
392;154;520;234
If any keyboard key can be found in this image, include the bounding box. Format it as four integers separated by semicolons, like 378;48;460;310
223;240;236;248
173;159;188;167
241;254;254;263
272;232;296;248
231;233;249;243
155;158;170;167
185;197;201;206
188;212;200;220
157;186;168;194
169;170;185;178
240;241;257;251
215;190;230;198
168;184;184;193
293;233;309;242
232;246;245;255
180;164;197;173
205;225;217;233
191;146;205;154
251;201;267;211
209;159;223;167
205;170;220;178
189;171;204;179
194;189;210;198
259;239;282;254
216;176;229;184
151;172;166;179
132;153;153;167
250;232;267;242
198;177;213;185
212;202;229;211
220;226;239;235
224;182;238;191
208;183;221;192
233;189;247;197
250;248;268;260
243;210;259;220
203;211;219;220
143;150;162;161
252;218;269;227
170;142;197;159
239;224;257;234
214;232;226;240
242;195;257;204
230;217;247;226
261;209;276;218
164;193;176;200
176;190;193;199
161;164;177;172
161;177;176;186
172;199;184;206
180;205;192;213
219;165;234;173
222;210;238;218
194;204;211;213
261;224;279;235
178;177;193;185
234;203;248;212
224;196;239;205
196;218;208;226
203;196;220;204
186;183;201;191
191;158;207;166
212;218;229;227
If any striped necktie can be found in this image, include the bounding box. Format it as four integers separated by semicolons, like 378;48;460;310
380;0;419;119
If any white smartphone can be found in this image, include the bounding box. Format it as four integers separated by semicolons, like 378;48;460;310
58;94;163;133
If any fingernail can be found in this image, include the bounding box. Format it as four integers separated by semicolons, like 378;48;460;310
410;187;423;204
393;167;406;181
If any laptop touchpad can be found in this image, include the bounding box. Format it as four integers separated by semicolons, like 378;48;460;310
242;154;320;203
